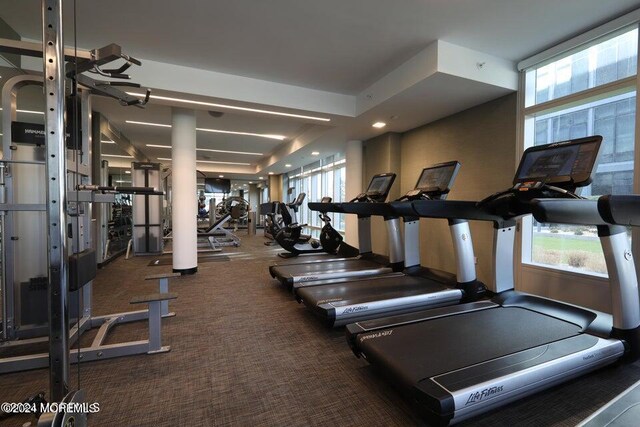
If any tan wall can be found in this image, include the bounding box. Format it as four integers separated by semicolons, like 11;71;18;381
400;93;517;287
268;174;283;202
363;132;402;255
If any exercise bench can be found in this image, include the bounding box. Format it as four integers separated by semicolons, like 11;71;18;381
130;293;177;355
145;272;181;317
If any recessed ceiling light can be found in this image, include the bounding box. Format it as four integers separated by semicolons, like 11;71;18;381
219;175;224;178
268;172;274;175
125;170;131;174
128;121;285;140
101;140;115;144
258;176;264;179
125;93;331;122
102;154;134;158
372;122;386;128
145;144;263;155
311;151;320;156
249;181;253;184
285;164;292;167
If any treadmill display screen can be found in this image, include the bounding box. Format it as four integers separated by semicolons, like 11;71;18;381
415;161;461;193
515;136;602;187
366;174;396;197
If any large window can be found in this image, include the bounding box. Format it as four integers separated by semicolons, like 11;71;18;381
521;27;638;276
287;155;346;235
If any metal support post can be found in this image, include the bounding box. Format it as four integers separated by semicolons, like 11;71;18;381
43;0;70;402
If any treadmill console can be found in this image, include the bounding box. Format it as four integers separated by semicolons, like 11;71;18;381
514;135;602;192
353;173;396;202
397;161;461;202
479;136;603;216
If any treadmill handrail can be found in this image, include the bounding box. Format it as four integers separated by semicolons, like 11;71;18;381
531;199;609;226
339;202;398;217
598;195;640;226
408;200;516;228
308;202;346;213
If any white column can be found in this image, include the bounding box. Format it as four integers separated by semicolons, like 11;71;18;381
171;107;198;274
345;140;363;247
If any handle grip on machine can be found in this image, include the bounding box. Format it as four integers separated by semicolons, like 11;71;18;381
476;189;514;208
396;190;432;202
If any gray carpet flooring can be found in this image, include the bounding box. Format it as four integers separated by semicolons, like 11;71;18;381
1;233;639;426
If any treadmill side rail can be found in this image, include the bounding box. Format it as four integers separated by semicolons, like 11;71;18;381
436;337;624;425
324;289;463;327
291;267;394;284
578;378;640;426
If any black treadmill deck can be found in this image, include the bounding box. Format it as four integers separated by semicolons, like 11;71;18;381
297;275;454;324
297;275;448;304
356;306;582;390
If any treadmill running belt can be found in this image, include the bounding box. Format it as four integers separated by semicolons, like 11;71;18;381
271;259;384;279
298;275;449;306
357;307;581;389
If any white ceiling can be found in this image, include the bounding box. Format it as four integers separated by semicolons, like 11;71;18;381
2;0;639;94
2;1;640;177
92;95;314;168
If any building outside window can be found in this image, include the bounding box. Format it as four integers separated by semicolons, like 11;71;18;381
287;155;346;236
520;27;638;276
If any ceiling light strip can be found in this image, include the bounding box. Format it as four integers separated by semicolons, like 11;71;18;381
146;144;263;156
195;127;285;140
157;157;251;166
125;93;331;122
0;107;45;115
102;154;135;158
127;120;285;140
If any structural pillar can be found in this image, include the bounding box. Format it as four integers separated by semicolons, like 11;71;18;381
345;140;363;247
248;183;259;210
171;107;198;274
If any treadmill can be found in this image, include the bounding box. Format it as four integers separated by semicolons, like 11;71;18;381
346;136;640;425
578;194;640;427
269;173;399;287
294;161;488;327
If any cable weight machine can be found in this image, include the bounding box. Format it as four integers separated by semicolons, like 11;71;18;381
0;1;160;425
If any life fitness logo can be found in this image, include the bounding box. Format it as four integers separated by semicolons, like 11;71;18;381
465;386;504;405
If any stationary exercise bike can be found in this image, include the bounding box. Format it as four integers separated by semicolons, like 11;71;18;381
264;192;312;246
275;196;358;259
263;202;291;245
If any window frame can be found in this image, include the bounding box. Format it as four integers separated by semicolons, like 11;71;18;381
287;156;347;235
515;21;640;312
